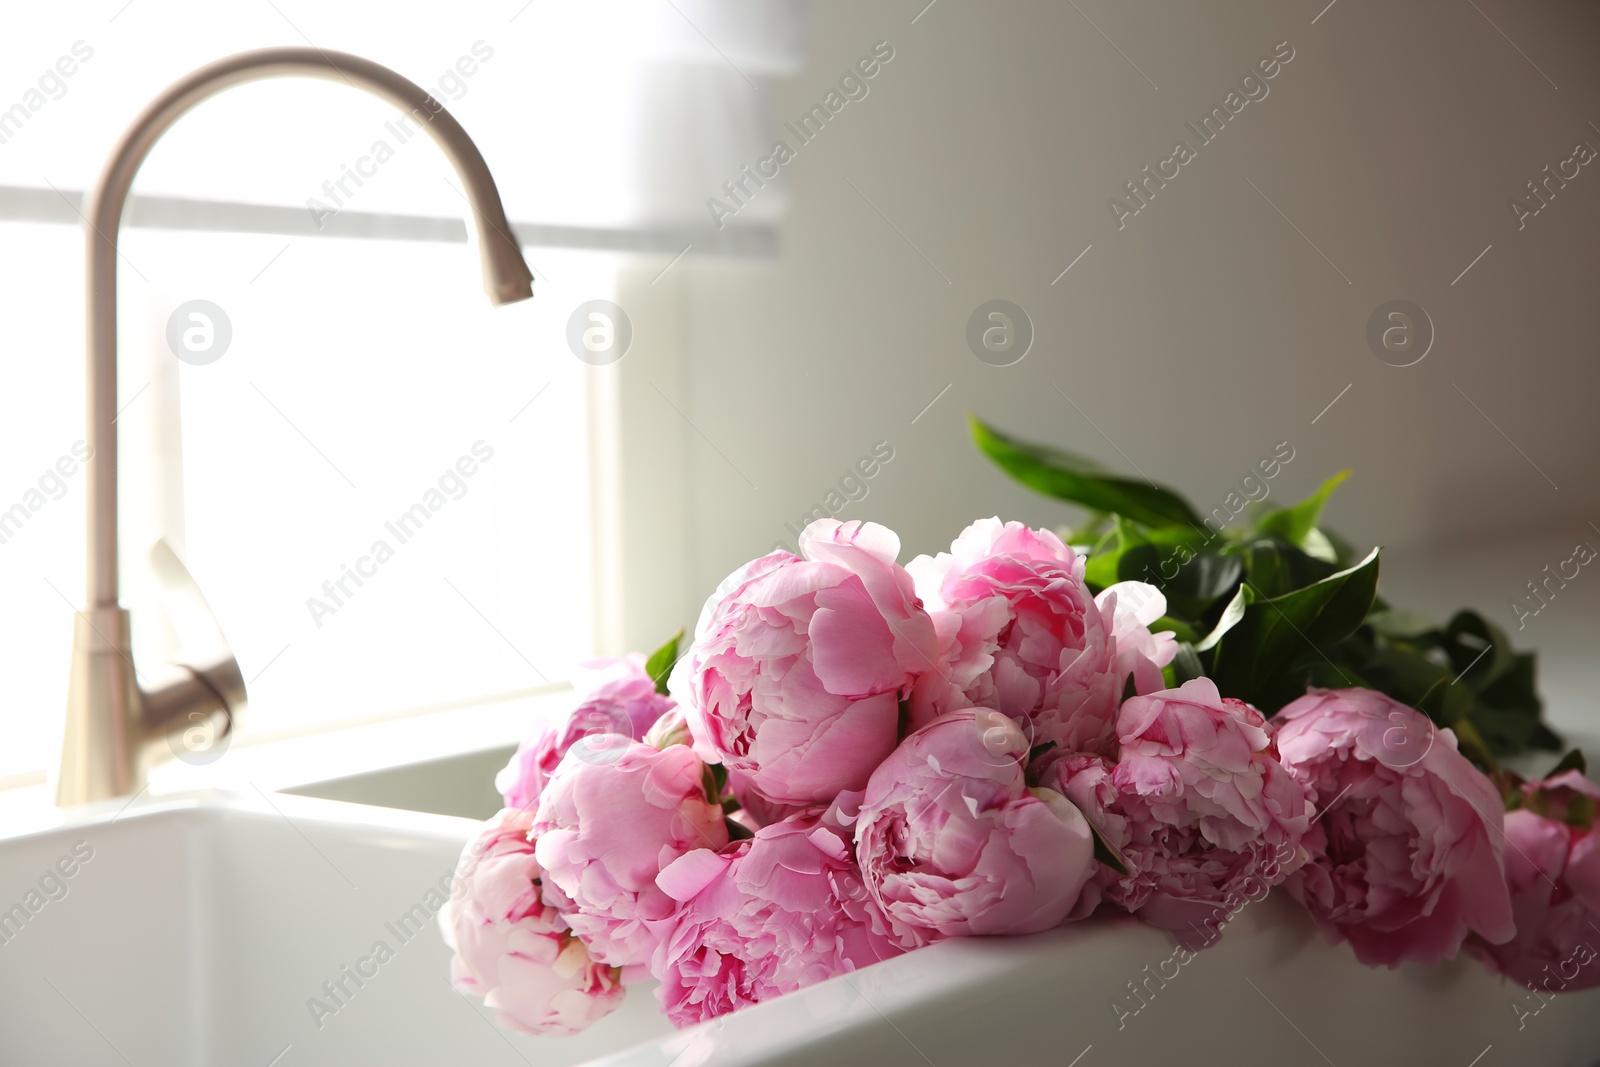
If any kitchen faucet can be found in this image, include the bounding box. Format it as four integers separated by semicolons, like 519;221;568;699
58;48;534;806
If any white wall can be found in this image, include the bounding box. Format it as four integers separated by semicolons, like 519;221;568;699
608;0;1600;644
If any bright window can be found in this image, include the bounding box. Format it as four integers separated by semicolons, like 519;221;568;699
0;0;793;790
0;216;622;784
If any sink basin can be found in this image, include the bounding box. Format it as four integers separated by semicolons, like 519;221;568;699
3;791;1597;1066
0;792;671;1065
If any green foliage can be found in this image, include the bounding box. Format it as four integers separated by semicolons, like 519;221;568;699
645;628;685;695
1089;822;1130;876
968;417;1562;766
1253;469;1349;557
970;416;1203;529
1551;749;1589;776
1204;549;1380;712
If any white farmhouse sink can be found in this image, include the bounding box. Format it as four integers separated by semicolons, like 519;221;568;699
0;792;671;1065
2;791;1597;1066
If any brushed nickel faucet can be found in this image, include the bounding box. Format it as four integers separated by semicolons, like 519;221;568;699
58;48;534;806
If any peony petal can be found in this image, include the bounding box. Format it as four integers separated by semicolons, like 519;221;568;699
657;848;732;902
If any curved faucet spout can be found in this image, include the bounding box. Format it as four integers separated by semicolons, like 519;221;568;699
60;48;534;805
86;46;533;607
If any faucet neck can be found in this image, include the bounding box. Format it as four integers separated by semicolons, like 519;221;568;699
82;46;534;608
62;47;533;806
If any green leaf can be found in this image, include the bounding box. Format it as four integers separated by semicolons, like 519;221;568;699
969;415;1203;529
645;628;685;695
1089;821;1130;876
1083;517;1146;590
1236;537;1339;600
1207;548;1381;710
1150;615;1200;644
1366;609;1440;641
1449;716;1500;772
1062;514;1111;547
1472;653;1560;754
1301;527;1339;565
1443;611;1516;692
1565;793;1597;829
1118;546;1242;620
1170;642;1205;684
1254;470;1350;552
1196;585;1251;652
726;817;755;841
1551;749;1589;776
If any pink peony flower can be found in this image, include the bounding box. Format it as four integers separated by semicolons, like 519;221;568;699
1271;687;1516;968
855;708;1096;942
905;518;1175;756
1044;678;1312;946
649;804;905;1027
533;740;728;969
724;767;808;831
1466;769;1600;991
683;519;941;807
441;808;624;1036
497;654;676;813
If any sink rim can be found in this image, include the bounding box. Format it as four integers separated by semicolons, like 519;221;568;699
0;787;483;848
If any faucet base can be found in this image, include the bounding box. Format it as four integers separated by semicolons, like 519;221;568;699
57;608;143;806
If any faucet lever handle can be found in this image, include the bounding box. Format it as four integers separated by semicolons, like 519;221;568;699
139;656;241;748
144;538;248;742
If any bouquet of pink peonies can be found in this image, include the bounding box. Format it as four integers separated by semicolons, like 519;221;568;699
440;419;1599;1034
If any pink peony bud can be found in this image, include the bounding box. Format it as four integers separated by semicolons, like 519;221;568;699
440;808;624;1036
855;708;1096;942
649;807;905;1027
905;518;1175;756
1271;687;1516;968
533;739;728;969
1045;678;1313;946
497;654;677;813
1466;769;1600;991
683;519;941;807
